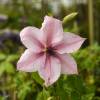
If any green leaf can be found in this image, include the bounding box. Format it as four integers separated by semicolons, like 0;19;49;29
0;96;5;100
71;91;81;100
0;52;6;61
6;54;19;62
32;72;44;85
67;75;86;94
18;81;33;100
36;89;50;100
62;12;78;24
82;93;94;100
0;61;15;75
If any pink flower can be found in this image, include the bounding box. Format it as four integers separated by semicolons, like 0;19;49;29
17;16;85;86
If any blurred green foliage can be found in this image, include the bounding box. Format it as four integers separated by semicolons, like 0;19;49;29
0;0;100;100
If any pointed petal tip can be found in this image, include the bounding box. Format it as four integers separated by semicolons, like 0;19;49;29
82;37;87;42
44;15;50;18
44;15;52;21
54;33;86;54
79;37;86;46
44;81;49;87
20;26;32;36
73;69;78;75
16;61;24;71
17;61;20;70
44;15;62;23
44;80;53;87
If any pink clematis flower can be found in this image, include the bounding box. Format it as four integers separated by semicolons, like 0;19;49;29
17;16;85;86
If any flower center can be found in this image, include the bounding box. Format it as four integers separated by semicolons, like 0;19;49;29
44;47;55;55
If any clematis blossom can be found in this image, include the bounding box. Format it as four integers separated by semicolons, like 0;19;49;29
17;16;85;86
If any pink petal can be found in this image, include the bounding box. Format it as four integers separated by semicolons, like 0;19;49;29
38;55;61;86
57;54;78;74
17;49;43;72
54;33;86;54
20;26;45;52
41;16;63;46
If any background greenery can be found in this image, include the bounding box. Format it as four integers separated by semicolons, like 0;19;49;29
0;0;100;100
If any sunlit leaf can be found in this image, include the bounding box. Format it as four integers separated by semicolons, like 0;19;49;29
32;72;44;85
